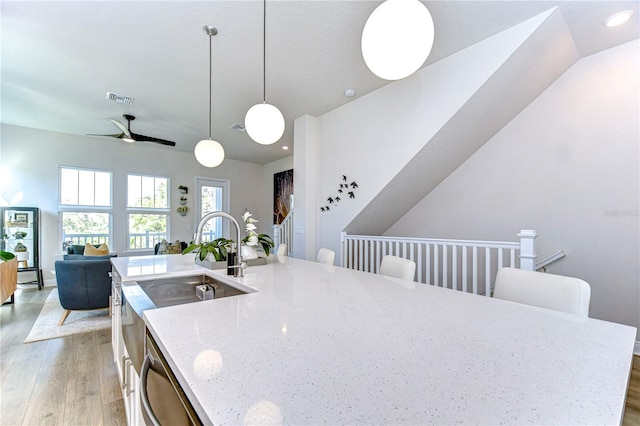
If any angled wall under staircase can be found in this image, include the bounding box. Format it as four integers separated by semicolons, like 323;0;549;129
294;7;579;259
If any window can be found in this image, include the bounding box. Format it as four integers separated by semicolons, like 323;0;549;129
196;178;229;242
127;174;169;250
59;166;112;250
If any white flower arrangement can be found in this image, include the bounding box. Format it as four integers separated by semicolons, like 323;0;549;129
241;212;274;255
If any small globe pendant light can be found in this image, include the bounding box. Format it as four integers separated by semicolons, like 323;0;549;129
361;0;435;81
245;0;285;145
195;25;225;168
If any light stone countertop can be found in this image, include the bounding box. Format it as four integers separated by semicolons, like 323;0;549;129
112;254;637;425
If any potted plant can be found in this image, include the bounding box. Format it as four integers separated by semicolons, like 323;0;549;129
240;212;274;263
13;231;27;240
183;237;233;269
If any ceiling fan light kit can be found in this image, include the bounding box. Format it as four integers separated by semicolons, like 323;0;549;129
245;0;285;146
361;0;435;81
195;24;225;168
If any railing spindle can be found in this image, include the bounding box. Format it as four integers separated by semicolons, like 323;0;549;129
472;246;478;295
443;244;448;289
452;245;458;291
485;247;491;297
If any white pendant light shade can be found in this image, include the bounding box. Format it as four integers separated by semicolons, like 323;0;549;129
195;139;225;168
245;102;285;145
361;0;435;81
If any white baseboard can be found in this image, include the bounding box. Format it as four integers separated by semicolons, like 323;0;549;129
635;340;640;356
44;279;57;287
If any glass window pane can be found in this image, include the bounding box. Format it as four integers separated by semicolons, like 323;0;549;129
155;178;168;209
62;212;110;250
128;175;142;208
94;172;111;206
60;168;78;205
78;170;95;205
128;214;167;249
200;185;221;241
141;177;155;208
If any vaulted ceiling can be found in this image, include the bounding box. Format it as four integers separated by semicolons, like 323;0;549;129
2;1;638;164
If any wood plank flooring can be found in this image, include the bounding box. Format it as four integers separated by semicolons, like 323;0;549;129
1;286;639;425
625;355;640;426
0;286;125;426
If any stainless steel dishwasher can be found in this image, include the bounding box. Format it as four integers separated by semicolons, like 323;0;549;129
140;329;202;426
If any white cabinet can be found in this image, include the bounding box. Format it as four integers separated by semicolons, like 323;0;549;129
111;270;144;426
123;352;143;425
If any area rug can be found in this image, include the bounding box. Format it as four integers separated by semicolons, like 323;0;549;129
24;288;111;343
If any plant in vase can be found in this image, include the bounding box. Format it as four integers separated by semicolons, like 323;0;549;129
183;237;233;262
241;212;274;259
13;231;27;240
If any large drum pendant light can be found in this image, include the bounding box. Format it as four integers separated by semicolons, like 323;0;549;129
245;0;285;145
361;0;435;81
195;25;225;168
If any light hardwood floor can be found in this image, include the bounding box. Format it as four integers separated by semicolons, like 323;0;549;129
1;287;639;425
625;355;640;426
0;286;125;426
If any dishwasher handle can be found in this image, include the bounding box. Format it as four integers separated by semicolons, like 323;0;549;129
140;353;161;426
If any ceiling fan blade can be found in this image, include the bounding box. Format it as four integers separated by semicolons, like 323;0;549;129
87;133;124;138
130;132;176;146
110;119;132;139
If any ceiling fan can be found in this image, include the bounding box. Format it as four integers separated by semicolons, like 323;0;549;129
90;114;176;146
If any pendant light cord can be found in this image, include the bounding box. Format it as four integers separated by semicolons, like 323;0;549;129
209;31;213;139
263;0;266;103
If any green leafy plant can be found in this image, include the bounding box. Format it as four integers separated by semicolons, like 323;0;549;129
0;251;16;262
183;238;233;262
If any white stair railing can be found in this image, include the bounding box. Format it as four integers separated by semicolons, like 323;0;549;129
341;229;538;297
536;250;566;271
272;211;293;256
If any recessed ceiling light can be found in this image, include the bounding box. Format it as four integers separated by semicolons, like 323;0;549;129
603;10;634;28
282;146;289;150
344;88;356;97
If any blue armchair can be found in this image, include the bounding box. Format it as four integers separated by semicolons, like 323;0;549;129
54;257;112;326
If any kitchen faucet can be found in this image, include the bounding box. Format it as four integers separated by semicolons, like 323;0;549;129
194;211;246;277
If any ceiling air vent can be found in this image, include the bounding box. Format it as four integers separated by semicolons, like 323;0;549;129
106;92;134;105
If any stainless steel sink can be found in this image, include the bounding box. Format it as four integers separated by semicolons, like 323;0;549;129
121;273;250;375
136;274;247;308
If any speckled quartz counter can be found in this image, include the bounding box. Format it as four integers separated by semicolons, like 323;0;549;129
112;254;636;425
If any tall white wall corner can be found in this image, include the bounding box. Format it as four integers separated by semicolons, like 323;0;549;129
293;114;320;261
518;229;538;271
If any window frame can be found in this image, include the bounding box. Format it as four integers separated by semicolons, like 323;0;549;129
58;165;113;252
126;173;171;251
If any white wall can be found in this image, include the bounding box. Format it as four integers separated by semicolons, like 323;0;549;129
0;124;266;282
387;40;640;330
294;9;561;259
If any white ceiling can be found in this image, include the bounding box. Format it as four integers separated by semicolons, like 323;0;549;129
1;1;638;164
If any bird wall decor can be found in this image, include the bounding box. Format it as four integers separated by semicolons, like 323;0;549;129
320;174;359;212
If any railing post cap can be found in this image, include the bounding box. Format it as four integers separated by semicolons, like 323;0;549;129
518;229;537;238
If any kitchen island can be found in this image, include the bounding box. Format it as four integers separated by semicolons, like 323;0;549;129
112;254;636;425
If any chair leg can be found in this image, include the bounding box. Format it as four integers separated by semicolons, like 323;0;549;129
58;309;71;326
